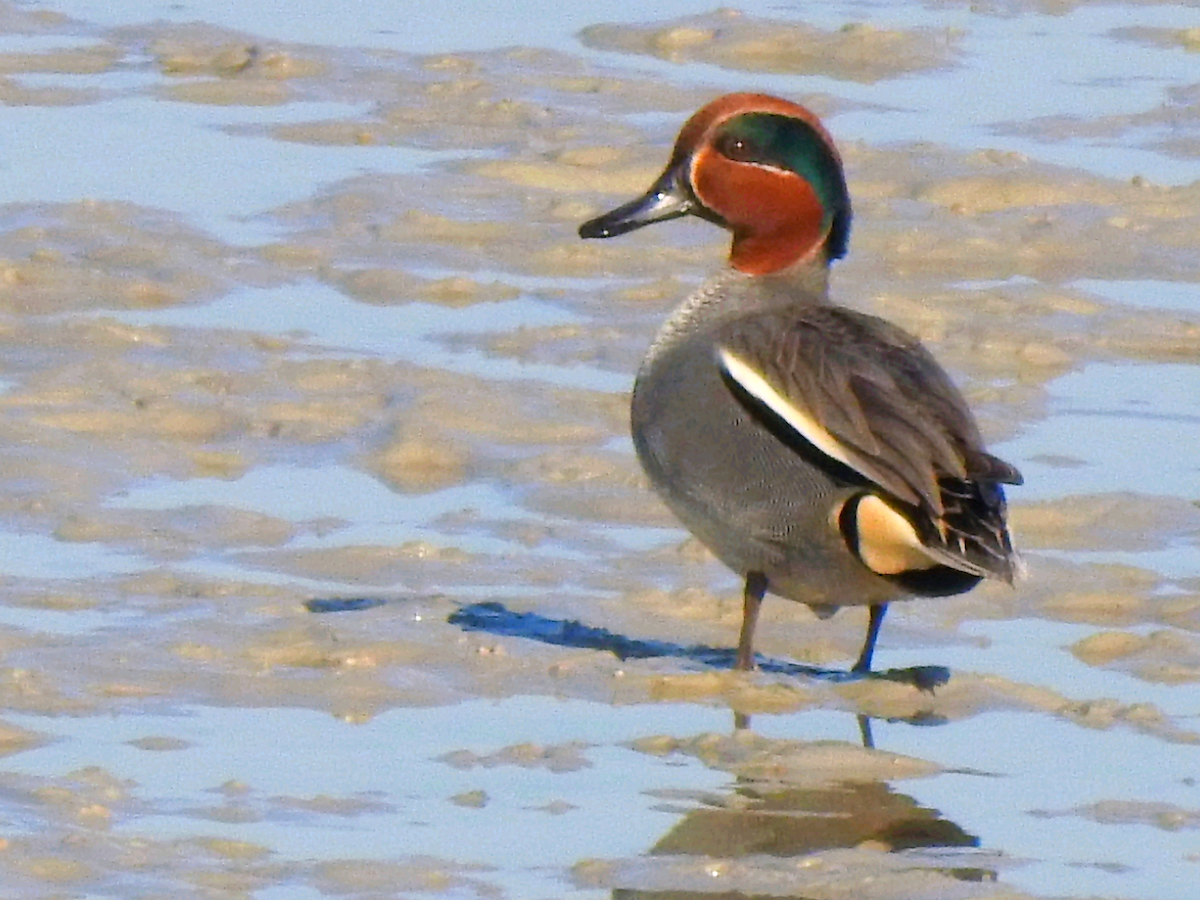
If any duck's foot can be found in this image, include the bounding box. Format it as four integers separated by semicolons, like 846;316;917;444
873;664;951;692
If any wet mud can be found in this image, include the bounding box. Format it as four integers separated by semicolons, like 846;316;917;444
0;1;1198;898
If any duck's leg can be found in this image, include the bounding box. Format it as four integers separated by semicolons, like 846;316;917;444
849;602;888;672
851;603;888;673
856;714;875;749
735;571;768;671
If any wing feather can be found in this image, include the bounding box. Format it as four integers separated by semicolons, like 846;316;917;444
716;305;1022;580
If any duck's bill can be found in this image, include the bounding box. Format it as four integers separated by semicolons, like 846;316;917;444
578;166;693;239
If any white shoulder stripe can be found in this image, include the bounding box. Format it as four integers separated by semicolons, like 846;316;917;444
718;346;858;472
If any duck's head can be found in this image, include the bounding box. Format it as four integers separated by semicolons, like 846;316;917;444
579;93;851;277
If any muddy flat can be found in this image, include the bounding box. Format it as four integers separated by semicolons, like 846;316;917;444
0;1;1197;897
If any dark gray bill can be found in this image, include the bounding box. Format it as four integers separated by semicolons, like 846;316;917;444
578;165;693;239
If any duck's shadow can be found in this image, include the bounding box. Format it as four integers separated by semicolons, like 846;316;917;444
307;597;949;694
450;600;948;692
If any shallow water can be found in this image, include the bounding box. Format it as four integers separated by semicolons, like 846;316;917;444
0;0;1199;898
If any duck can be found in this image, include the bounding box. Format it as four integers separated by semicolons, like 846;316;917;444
579;93;1022;674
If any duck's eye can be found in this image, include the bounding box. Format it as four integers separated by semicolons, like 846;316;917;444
716;134;760;163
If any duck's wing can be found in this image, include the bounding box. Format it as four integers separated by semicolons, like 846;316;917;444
716;305;1022;581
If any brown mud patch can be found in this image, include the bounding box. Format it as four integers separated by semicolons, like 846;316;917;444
579;10;961;82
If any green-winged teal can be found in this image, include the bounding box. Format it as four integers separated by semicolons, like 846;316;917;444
579;93;1022;673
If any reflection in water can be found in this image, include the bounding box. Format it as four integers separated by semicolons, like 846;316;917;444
647;780;977;857
618;763;993;900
